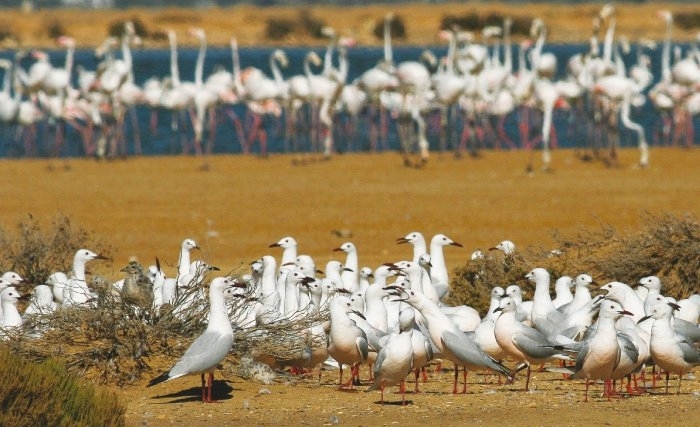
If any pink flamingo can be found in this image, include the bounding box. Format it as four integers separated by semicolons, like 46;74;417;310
188;27;219;168
239;49;287;156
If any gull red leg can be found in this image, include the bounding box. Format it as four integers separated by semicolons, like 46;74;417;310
206;372;214;403
461;368;468;394
414;368;421;393
452;365;459;394
200;373;206;402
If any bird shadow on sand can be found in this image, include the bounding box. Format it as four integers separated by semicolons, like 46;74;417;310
150;379;235;403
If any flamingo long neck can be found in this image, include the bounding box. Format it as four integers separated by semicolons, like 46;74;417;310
269;52;284;87
1;62;11;94
64;43;75;84
121;34;133;83
231;38;242;92
337;46;349;82
661;14;672;82
194;33;207;86
602;17;616;66
446;32;457;74
169;32;181;86
383;15;393;65
323;36;337;77
613;42;626;76
503;20;513;73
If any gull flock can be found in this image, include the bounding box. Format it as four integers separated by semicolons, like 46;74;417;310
1;4;699;170
1;233;699;406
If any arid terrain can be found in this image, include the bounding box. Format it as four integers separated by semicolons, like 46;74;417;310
0;2;699;50
1;146;699;426
1;2;700;426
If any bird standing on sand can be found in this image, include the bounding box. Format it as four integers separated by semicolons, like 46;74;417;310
147;276;244;402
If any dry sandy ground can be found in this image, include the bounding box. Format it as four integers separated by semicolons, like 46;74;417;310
1;2;699;50
1;147;699;426
2;3;700;426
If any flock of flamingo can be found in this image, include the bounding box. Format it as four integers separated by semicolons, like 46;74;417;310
1;5;699;169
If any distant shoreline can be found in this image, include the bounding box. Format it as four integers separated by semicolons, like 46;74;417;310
0;3;698;50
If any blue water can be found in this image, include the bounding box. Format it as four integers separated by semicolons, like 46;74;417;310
0;44;696;158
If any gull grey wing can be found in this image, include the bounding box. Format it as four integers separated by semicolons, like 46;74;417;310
674;319;700;343
442;330;514;379
617;332;640;364
678;337;700;365
512;333;569;360
169;330;234;379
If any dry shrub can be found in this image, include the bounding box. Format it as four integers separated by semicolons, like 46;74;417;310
0;213;327;387
372;15;407;39
0;213;113;287
3;265;326;387
674;12;700;30
107;16;150;38
264;11;328;41
47;21;66;39
265;17;295;40
447;213;700;315
440;12;531;36
551;212;700;295
0;348;125;426
298;10;327;39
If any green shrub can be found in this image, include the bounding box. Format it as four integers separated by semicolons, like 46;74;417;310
0;348;125;427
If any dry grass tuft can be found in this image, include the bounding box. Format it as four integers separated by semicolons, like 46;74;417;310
0;212;113;287
447;213;700;315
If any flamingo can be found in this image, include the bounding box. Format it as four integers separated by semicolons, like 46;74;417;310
431;29;467;152
356;13;399;152
189;27;220;168
284;51;315;154
0;59;20;124
239;49;287;156
336;53;368;152
526;18;569;171
159;30;195;154
593;74;650;167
